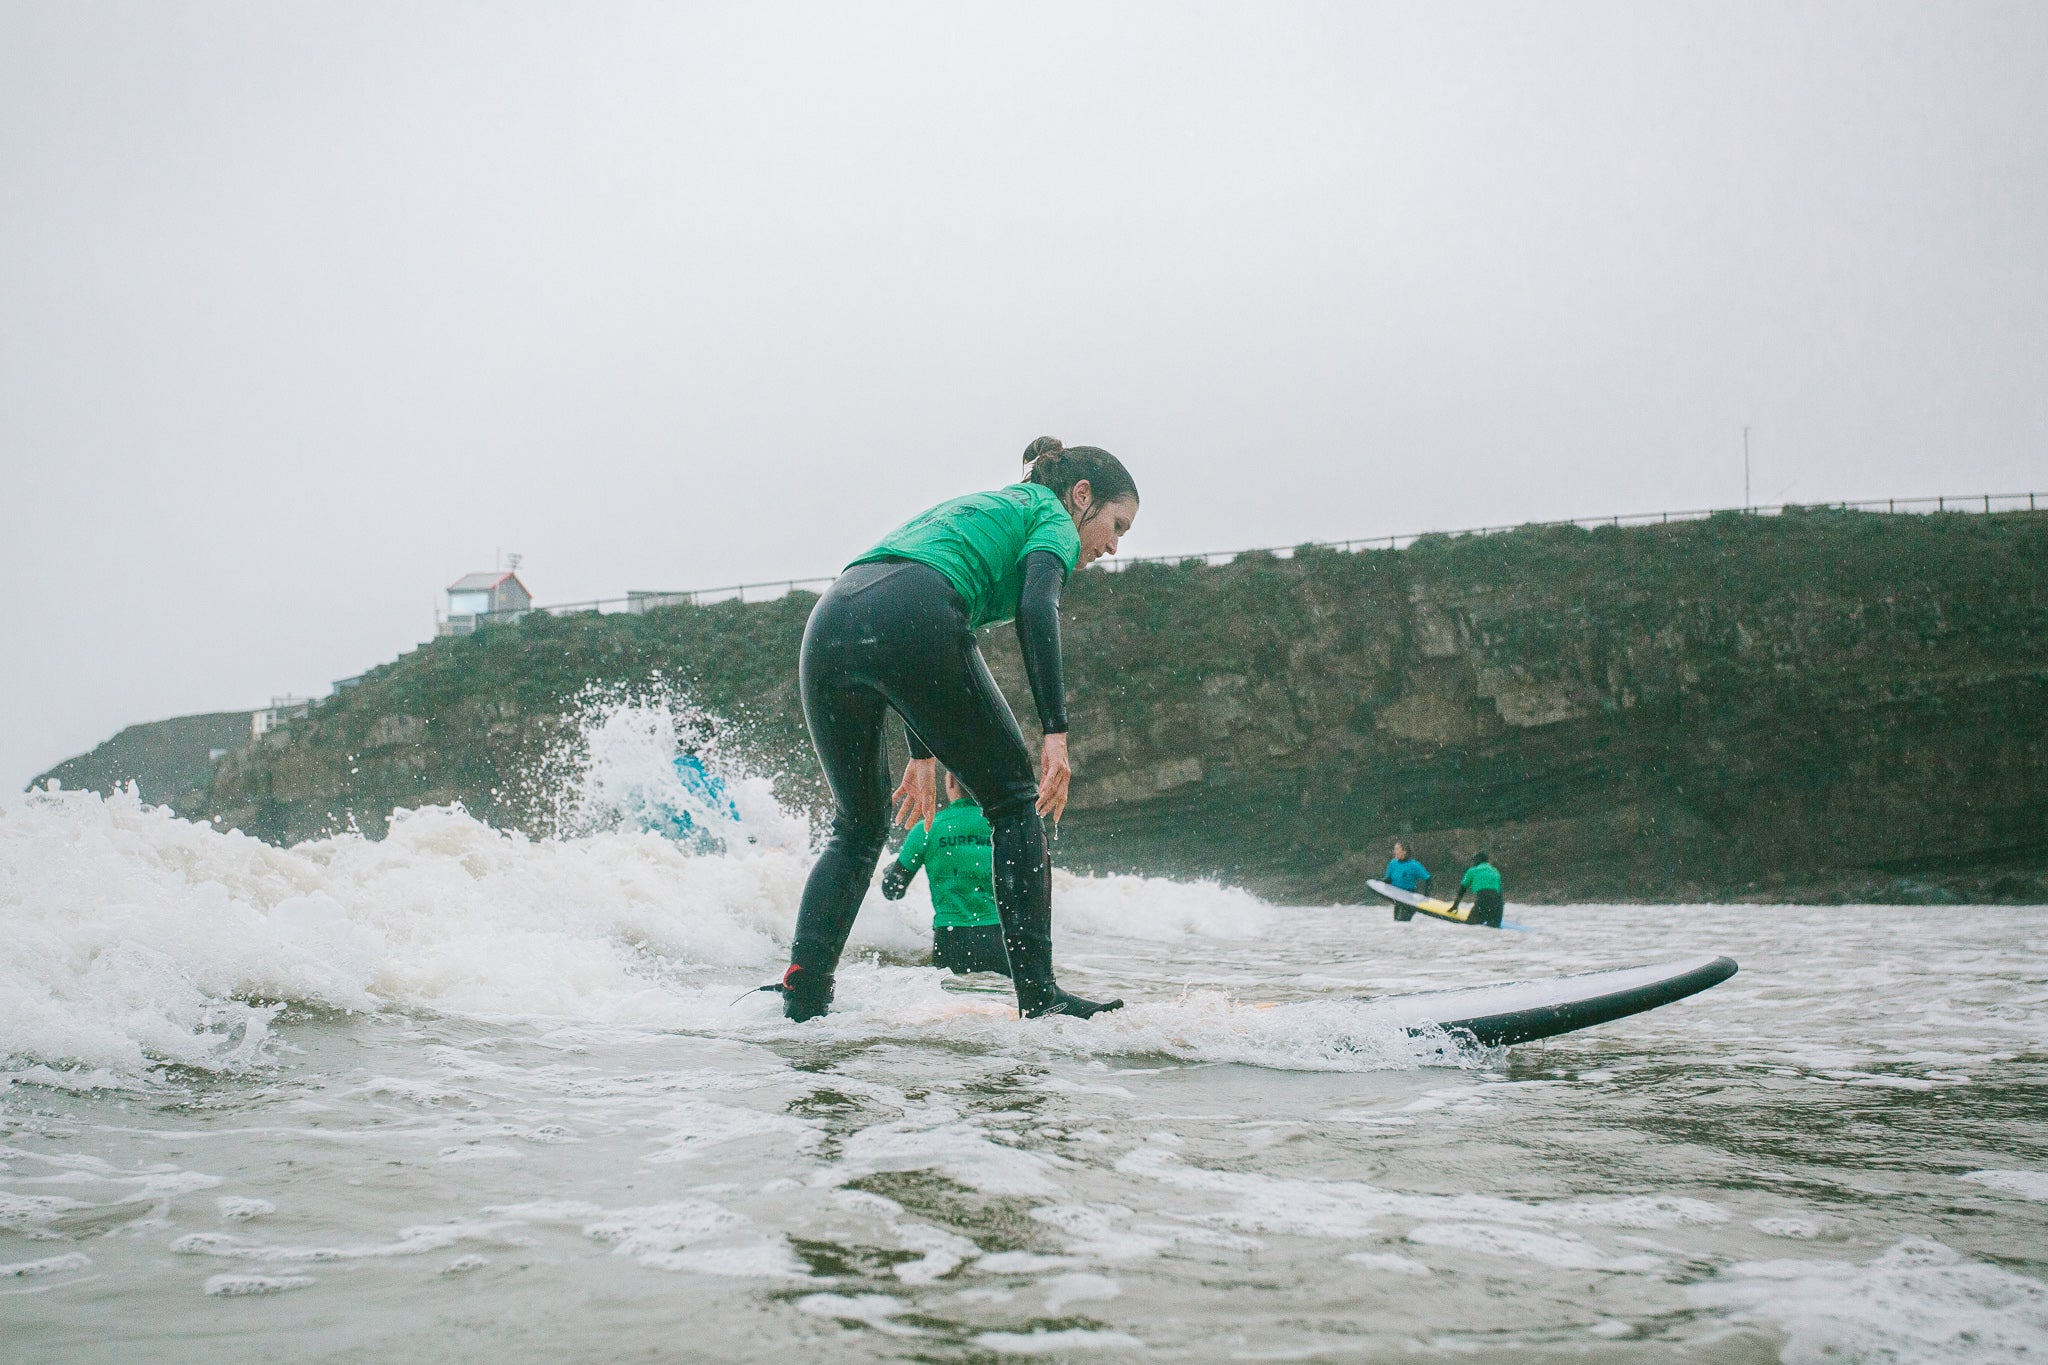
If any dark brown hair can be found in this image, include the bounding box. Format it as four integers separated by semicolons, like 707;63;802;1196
1021;436;1139;512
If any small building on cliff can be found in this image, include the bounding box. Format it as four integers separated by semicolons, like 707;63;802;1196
439;571;532;637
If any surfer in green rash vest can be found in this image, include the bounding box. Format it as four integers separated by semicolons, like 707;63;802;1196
1446;851;1506;928
770;437;1139;1022
881;770;1011;976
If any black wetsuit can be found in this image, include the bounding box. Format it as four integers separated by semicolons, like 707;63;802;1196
784;554;1116;1019
932;924;1012;975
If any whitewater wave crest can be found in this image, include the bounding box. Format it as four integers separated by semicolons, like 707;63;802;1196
1;777;1281;1077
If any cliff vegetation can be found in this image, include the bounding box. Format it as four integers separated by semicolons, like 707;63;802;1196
184;509;2048;903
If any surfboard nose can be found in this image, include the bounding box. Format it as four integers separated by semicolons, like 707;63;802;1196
1389;953;1742;1049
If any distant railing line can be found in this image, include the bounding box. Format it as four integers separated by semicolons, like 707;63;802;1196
469;489;2043;624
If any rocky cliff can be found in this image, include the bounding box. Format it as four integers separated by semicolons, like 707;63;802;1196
32;711;254;810
196;509;2048;903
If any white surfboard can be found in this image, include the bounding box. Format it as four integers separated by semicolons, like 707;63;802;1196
1355;954;1739;1046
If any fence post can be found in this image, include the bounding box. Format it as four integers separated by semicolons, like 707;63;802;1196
1938;496;1945;511
1985;494;1991;512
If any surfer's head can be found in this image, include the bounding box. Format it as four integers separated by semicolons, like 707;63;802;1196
1474;849;1491;865
943;770;968;803
1392;841;1410;861
1022;437;1139;566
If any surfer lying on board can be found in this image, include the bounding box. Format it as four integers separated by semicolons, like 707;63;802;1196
881;770;1011;977
1446;851;1506;928
772;437;1138;1022
1383;841;1431;923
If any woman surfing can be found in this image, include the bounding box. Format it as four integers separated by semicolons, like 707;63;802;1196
776;437;1139;1022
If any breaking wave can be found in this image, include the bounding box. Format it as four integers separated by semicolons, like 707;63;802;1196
2;702;1284;1077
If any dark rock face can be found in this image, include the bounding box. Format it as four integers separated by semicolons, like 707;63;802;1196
30;712;255;812
198;510;2048;903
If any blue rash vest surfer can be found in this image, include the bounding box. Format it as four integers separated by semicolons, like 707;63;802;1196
660;753;740;837
1383;843;1430;922
1384;855;1430;892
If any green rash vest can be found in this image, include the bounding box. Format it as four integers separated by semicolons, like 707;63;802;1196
896;800;1000;929
1460;863;1503;894
851;482;1082;629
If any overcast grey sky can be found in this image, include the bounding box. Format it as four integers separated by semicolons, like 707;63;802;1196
4;1;2044;791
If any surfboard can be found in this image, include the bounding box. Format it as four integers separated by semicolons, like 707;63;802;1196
933;955;1737;1046
1357;954;1739;1046
1367;878;1530;931
937;971;1013;996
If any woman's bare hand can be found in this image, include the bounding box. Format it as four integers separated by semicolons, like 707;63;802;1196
1036;732;1072;824
893;756;939;830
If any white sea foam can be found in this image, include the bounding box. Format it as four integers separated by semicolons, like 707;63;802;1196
204;1273;313;1296
1049;871;1272;941
216;1196;274;1223
168;1220;510;1263
798;1292;925;1336
1405;1223;1662;1272
1114;1141;1541;1240
1689;1238;2048;1364
1043;1271;1122;1313
1550;1195;1729;1229
828;1114;1064;1198
1343;1250;1433;1275
547;694;812;856
0;712;1318;1080
973;1328;1147;1354
1961;1170;2048;1203
1753;1217;1822;1239
1;1251;91;1278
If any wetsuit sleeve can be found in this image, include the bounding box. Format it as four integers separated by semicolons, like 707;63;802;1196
882;824;928;900
1015;550;1069;734
905;723;932;760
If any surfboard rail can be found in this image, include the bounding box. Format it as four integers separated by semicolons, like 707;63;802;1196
1367;955;1740;1047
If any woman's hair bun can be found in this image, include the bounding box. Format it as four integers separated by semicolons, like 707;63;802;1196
1022;436;1064;466
1019;436;1138;505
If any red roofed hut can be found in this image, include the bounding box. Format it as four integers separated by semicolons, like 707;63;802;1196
439;571;532;636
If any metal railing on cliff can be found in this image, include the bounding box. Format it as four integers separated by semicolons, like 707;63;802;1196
489;489;2043;624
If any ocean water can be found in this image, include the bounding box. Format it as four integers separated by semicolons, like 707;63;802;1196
4;721;2046;1362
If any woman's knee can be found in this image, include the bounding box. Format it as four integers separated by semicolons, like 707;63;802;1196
977;779;1044;829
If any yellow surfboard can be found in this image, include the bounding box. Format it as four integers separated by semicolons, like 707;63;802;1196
1368;878;1529;931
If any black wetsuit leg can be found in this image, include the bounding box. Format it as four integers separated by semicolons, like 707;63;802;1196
787;560;1116;1020
1472;889;1505;928
932;924;1012;976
